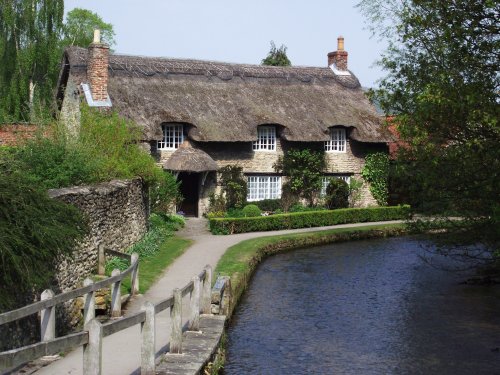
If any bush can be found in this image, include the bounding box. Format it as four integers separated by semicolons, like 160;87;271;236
0;168;87;310
105;213;184;273
219;165;247;209
289;203;327;212
325;178;349;209
254;199;282;212
226;208;245;218
209;205;411;234
242;204;262;217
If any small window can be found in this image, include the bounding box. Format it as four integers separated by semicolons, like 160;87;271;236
321;175;351;196
253;126;276;151
325;128;346;152
247;176;282;201
158;124;184;150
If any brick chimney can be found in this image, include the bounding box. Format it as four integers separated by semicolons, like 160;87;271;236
87;30;109;102
327;36;348;71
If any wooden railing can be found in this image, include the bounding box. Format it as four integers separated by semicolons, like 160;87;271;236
0;244;214;375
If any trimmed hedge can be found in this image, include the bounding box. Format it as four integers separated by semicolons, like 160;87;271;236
209;205;411;234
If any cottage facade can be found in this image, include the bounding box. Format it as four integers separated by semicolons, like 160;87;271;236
57;33;392;217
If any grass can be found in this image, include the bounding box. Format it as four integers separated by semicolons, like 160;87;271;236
215;223;407;315
121;236;192;295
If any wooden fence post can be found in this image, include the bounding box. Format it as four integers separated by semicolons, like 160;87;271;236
170;288;182;354
83;319;103;375
189;276;200;331
40;289;55;342
201;265;212;314
141;301;156;374
110;269;121;318
83;278;95;327
98;244;105;276
131;253;140;295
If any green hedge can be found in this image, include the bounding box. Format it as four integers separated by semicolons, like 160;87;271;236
209;205;411;234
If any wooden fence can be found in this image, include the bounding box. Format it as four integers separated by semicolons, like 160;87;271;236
0;247;213;375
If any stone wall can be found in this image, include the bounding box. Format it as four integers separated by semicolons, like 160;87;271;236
49;178;148;294
0;179;148;351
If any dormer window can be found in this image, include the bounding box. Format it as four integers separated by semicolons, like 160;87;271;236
252;126;276;151
325;128;346;152
158;124;184;150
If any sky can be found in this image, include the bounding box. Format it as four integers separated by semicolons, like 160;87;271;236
65;0;387;88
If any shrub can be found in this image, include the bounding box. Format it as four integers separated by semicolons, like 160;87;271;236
209;205;411;234
226;208;245;218
274;149;326;206
208;192;227;214
362;152;390;206
0;167;87;310
219;165;247;209
254;199;282;212
105;213;184;273
242;204;262;217
289;203;327;212
325;178;349;209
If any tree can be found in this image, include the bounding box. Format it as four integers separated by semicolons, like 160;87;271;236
358;0;500;263
63;8;115;48
274;149;326;206
0;0;65;122
261;41;291;66
325;178;349;209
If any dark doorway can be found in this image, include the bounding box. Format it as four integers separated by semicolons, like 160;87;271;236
178;172;199;217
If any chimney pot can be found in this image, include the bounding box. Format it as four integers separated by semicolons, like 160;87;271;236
337;36;344;51
93;29;101;44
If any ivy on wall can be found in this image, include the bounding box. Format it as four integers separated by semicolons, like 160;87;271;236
361;152;390;206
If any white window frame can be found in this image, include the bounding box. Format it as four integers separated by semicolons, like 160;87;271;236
252;126;276;151
158;124;184;150
247;176;282;201
321;175;351;196
325;128;346;152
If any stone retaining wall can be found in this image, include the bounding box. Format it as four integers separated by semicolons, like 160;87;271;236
0;178;149;351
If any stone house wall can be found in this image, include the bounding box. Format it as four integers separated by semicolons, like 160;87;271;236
157;133;385;215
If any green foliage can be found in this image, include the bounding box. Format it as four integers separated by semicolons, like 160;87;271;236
289;204;327;213
0;3;115;122
261;41;292;66
359;0;500;259
63;8;115;48
242;204;262;217
253;199;282;212
208;192;227;214
0;165;86;310
274;149;326;206
325;178;349;209
209;205;411;234
105;213;185;274
0;0;65;122
219;165;247;209
361;152;389;206
9;133;99;189
347;177;364;208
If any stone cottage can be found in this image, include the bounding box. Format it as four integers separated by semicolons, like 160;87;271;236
56;31;392;217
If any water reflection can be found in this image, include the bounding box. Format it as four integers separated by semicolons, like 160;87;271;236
225;236;500;374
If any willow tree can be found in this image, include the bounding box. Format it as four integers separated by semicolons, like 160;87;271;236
0;0;65;122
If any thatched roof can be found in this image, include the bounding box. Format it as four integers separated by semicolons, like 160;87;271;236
61;46;392;143
162;142;218;172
